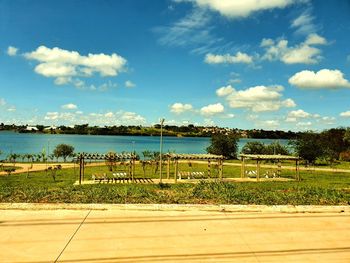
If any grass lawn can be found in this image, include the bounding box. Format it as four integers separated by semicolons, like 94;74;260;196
0;162;349;205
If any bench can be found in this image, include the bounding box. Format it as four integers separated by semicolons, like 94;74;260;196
178;171;205;179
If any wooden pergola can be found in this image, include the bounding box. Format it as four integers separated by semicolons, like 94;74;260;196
165;153;225;183
75;152;137;185
239;154;300;181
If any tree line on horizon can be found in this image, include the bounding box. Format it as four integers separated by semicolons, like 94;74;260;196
1;123;300;139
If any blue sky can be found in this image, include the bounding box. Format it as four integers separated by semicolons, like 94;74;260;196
1;0;350;131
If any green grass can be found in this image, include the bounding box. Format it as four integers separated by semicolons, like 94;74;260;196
1;162;350;205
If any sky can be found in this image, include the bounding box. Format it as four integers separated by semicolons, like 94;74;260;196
0;0;350;131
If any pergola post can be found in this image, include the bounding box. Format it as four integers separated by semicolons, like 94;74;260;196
79;156;82;185
167;156;170;179
82;158;85;182
296;159;300;181
256;159;260;181
218;159;223;181
277;160;281;177
174;158;178;183
241;156;245;178
207;159;211;178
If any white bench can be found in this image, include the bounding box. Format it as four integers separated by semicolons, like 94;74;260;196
178;171;205;179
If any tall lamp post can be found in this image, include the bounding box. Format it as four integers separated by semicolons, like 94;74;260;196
159;118;165;183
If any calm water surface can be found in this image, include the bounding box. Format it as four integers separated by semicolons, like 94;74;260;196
0;131;288;156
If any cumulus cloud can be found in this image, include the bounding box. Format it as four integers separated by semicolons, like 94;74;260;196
261;33;327;64
191;0;298;19
125;80;136;88
258;120;280;129
216;85;234;97
7;46;18;56
0;98;6;106
289;69;350;89
200;103;224;116
288;109;311;118
205;52;253;64
304;33;327;45
24;45;127;87
44;112;59;120
61;103;77;110
170;103;193;114
340;111;350;117
217;85;296;112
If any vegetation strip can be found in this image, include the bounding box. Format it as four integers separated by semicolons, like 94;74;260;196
1;203;349;213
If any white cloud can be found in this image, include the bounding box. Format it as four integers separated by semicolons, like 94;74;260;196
260;38;274;47
216;85;234;97
289;69;350;89
170;103;193;114
155;8;217;54
285;117;297;122
104;112;114;118
44;112;59;120
191;0;298;19
283;98;297;108
61;103;77;110
200;103;224;116
24;45;127;86
296;121;312;128
7;46;18;56
217;85;295;112
262;33;327;64
205;52;253;64
7;106;16;112
258;120;280;129
125;80;136;88
0;98;6;106
44;110;146;125
35;63;77;77
118;111;146;123
304;33;327;45
340;111;350;117
320;116;335;125
288;109;311;118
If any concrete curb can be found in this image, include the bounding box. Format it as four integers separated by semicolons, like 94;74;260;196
0;203;349;213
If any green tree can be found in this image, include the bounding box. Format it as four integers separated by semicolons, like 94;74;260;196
344;128;350;145
321;128;350;163
241;141;265;154
290;132;323;164
53;144;74;162
264;142;290;155
206;133;238;159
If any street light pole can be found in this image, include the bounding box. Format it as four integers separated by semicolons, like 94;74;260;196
159;118;165;183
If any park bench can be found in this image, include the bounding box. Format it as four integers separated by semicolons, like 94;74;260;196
178;171;205;179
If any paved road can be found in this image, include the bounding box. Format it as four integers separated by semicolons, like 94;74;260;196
1;205;349;262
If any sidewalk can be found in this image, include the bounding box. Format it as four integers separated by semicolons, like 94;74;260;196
1;204;349;262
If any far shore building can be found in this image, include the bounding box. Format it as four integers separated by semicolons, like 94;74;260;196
25;126;38;131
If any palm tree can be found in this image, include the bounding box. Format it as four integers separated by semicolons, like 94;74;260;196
7;153;20;167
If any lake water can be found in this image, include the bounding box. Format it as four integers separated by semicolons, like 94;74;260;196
0;131;288;157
